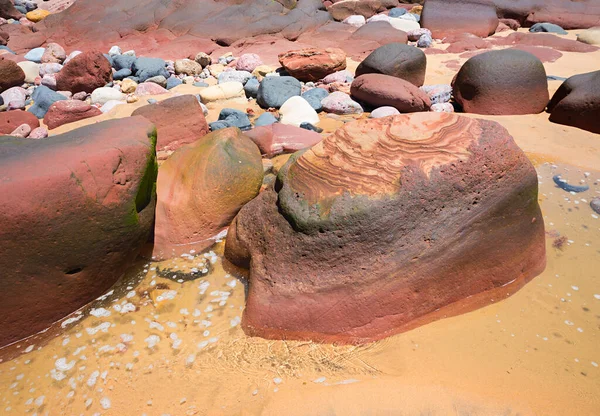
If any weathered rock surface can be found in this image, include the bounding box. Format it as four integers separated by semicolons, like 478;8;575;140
132;95;209;153
55;50;113;94
43;99;103;130
245;123;323;157
453;49;549;115
421;0;499;38
577;27;600;45
351;74;431;112
355;43;427;87
349;21;408;44
278;48;347;82
0;117;158;347
547;70;600;134
0;0;22;20
0;59;25;92
0;109;40;134
225;112;546;343
153;127;263;260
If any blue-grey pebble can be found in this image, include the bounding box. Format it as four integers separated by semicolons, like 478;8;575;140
209;121;231;131
166;77;183;90
299;122;323;133
194;81;209;87
24;47;45;63
388;7;407;18
132;57;169;82
216;108;252;130
254;112;278;127
530;23;567;35
28;85;67;118
147;98;158;104
301;87;329;112
113;69;132;80
0;45;15;54
25;2;37;11
244;78;260;98
112;54;137;71
14;5;26;13
257;76;301;109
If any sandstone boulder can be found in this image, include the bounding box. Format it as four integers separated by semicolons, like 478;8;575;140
55;50;113;94
153;127;263;260
245;123;323;158
355;43;427;87
278;48;347;82
421;0;499;38
0;0;22;20
0;59;25;92
453;49;549;115
349;21;408;44
0;117;158;347
351;74;431;112
225;112;546;343
547;70;600;134
43;100;103;130
132;95;209;153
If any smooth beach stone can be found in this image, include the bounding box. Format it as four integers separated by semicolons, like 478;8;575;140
146;75;167;87
530;23;567;35
342;14;366;27
43;100;102;130
244;77;260;98
370;106;400;118
453;49;549;115
114;68;132;80
198;82;245;103
24;47;45;63
218;70;253;85
301;87;329;112
355;43;427;87
213;108;252;131
152;127;263;260
91;87;125;105
236;53;263;72
55;50;113;94
112;54;137;71
257;76;301;109
254;112;278;126
0;109;39;134
0;117;157;347
279;96;320;127
166;77;183;89
351;74;431;112
420;0;498;38
388;7;407;18
321;91;363;115
577;27;600;45
28;85;67;118
225;112;546;344
132;57;169;82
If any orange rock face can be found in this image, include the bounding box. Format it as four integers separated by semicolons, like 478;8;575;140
226;113;546;344
278;48;347;82
153;127;263;260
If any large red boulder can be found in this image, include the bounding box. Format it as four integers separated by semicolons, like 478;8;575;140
55;50;113;94
153;127;263;260
0;117;158;347
278;48;347;82
421;0;499;38
453;49;549;115
225;112;546;344
351;74;431;112
131;95;210;153
43;100;103;130
355;43;427;87
547;70;600;134
244;123;323;158
0;59;25;92
0;110;40;134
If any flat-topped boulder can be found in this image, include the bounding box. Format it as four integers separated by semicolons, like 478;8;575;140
0;117;158;347
225;112;546;344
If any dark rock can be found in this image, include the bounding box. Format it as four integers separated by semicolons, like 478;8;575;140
254;112;278;126
547;70;600;134
132;57;169;82
55;50;113;94
112;54;137;71
113;68;132;80
351;73;431;112
453;49;549;115
299;122;323;133
257;76;302;109
244;77;260;98
530;22;567;35
166;77;182;90
0;59;25;92
355;43;427;87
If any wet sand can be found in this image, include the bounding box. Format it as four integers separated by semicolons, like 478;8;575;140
1;27;599;416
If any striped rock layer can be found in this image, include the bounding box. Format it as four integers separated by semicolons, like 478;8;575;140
225;112;546;344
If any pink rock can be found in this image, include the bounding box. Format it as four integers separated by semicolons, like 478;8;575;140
39;63;63;76
10;123;31;137
135;82;169;96
244;123;323;158
235;53;263;72
43;100;103;130
41;74;57;89
41;42;67;64
321;70;354;84
29;126;49;139
72;91;88;100
431;103;454;113
407;28;432;42
321;91;364;114
62;50;82;65
0;87;27;107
